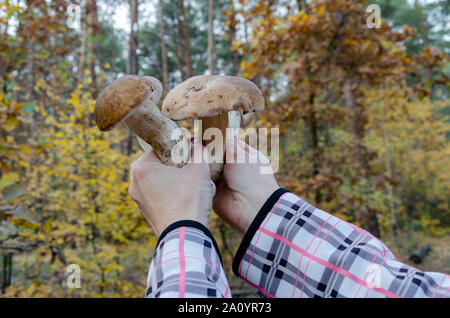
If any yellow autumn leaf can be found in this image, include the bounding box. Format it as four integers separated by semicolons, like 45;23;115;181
0;172;19;189
19;160;28;167
4;117;20;131
318;5;325;15
298;11;308;21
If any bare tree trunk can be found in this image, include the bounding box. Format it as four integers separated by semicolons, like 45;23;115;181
381;99;398;236
26;35;35;100
128;0;139;76
1;253;12;294
172;27;186;81
227;0;239;75
79;0;99;80
159;0;169;97
297;0;307;12
230;36;238;75
207;0;217;75
344;79;370;171
308;93;321;204
88;0;98;83
127;0;139;156
79;3;87;75
179;0;192;77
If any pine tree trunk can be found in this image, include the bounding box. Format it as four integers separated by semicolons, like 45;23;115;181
308;93;321;204
172;27;186;81
227;0;239;75
207;0;217;75
159;0;169;97
127;0;139;156
179;0;192;77
88;0;98;83
79;3;87;75
381;99;398;236
297;0;307;12
128;0;139;76
79;0;98;80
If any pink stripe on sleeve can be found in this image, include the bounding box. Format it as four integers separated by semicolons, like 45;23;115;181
240;275;276;298
300;219;341;297
432;275;446;298
292;214;332;297
258;227;401;298
444;285;450;298
178;227;186;298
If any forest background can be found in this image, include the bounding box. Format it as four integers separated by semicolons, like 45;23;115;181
0;0;448;297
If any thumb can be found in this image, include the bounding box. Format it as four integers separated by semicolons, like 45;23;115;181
189;135;207;164
225;133;249;164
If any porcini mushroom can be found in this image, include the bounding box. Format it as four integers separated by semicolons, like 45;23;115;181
161;75;264;179
94;75;188;167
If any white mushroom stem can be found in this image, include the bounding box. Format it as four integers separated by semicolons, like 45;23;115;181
200;110;241;180
241;112;254;128
125;98;189;168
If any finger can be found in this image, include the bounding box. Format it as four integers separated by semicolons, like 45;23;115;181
236;137;270;164
237;137;259;155
131;149;164;173
213;174;227;193
189;135;206;164
225;133;240;163
210;180;216;198
141;148;163;163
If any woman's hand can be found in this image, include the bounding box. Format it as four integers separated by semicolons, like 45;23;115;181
213;136;279;233
128;140;213;238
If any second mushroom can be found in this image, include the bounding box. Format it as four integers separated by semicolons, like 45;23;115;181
162;75;265;180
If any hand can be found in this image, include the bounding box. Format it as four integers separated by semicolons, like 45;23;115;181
213;135;279;233
128;139;213;238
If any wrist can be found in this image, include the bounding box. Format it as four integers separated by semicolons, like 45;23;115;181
233;188;289;276
151;216;209;239
241;183;279;233
156;219;223;265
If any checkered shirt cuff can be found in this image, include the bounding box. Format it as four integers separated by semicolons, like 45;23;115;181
146;220;231;298
233;189;450;298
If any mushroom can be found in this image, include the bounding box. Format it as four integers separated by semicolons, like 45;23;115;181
94;75;189;167
161;75;265;180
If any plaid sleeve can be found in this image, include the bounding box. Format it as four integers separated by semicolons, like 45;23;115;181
233;188;450;298
146;220;231;298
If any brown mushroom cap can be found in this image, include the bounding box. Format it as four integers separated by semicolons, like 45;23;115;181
94;75;162;131
161;75;264;120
